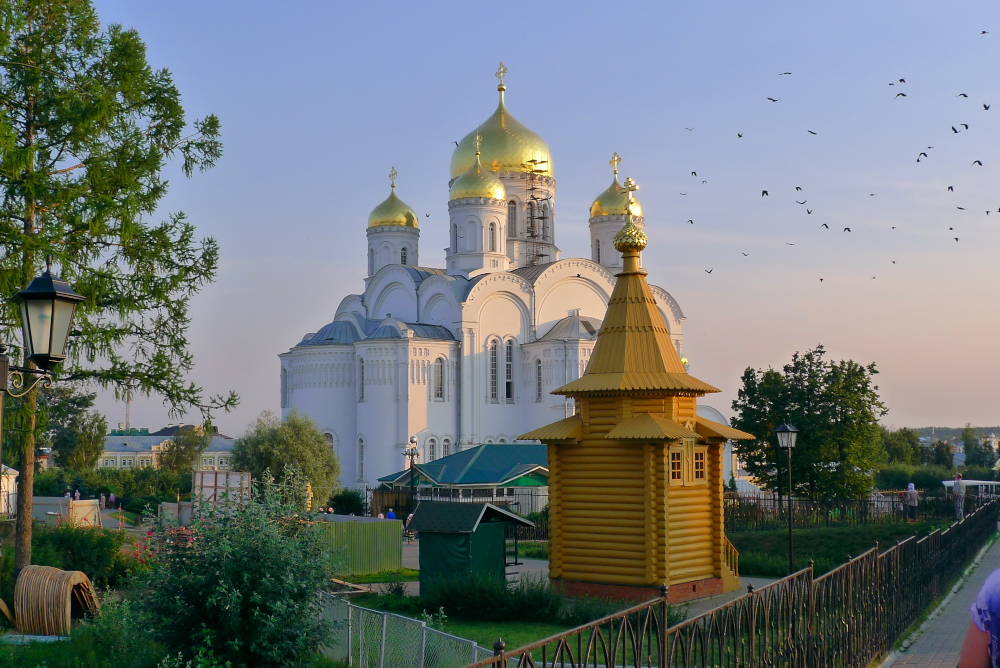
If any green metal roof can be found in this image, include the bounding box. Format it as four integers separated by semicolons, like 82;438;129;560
407;502;534;533
377;443;548;486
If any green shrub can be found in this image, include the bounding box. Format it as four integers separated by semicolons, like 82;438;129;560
125;495;162;515
737;551;839;577
135;471;335;667
329;487;366;515
876;465;953;493
30;525;147;588
526;505;549;527
519;542;549;559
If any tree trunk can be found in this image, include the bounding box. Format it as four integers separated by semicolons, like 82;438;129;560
14;386;37;574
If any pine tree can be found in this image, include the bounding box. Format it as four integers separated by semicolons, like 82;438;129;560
0;1;236;571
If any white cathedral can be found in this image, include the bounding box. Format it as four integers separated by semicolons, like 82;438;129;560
279;65;688;489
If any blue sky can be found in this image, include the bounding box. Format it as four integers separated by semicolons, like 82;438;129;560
91;0;1000;434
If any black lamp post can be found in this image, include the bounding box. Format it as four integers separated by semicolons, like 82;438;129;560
775;423;799;575
2;261;83;572
404;435;419;515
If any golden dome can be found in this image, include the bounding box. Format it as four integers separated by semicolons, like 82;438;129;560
368;187;418;228
591;175;644;219
450;150;506;201
614;218;648;252
450;74;553;179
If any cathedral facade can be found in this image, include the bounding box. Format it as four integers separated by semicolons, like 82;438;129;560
279;65;687;489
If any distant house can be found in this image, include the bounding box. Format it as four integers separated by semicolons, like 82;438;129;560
377;443;548;514
98;427;236;471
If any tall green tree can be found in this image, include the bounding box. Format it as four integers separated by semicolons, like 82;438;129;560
932;440;954;468
53;407;105;469
0;1;235;571
731;345;888;498
232;412;342;506
962;424;995;468
158;425;211;473
882;426;922;465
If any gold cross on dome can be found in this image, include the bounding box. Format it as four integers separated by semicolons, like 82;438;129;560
610;152;622;176
621;176;639;215
495;62;508;86
389;166;398;188
474;133;482;155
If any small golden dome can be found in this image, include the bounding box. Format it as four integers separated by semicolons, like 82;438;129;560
450;152;506;201
591;175;644;219
450;75;553;179
614;219;648;252
368;187;418;229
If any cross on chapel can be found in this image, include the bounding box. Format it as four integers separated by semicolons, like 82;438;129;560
610;152;622;176
389;166;397;188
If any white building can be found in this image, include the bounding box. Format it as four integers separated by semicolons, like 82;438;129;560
98;435;236;471
280;65;687;489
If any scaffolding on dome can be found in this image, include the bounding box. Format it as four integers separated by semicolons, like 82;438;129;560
523;158;550;266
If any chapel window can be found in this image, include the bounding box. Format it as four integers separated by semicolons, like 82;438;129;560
489;340;499;401
280;368;288;407
442;438;451;457
427;438;437;462
359;358;366;401
451;224;458;252
694;450;707;480
368;248;375;276
505;340;514;402
400;247;407;265
542;203;550;241
595;239;601;263
670;450;683;483
489;223;497;252
508;201;517;236
357;438;366;480
535;358;543;402
433;357;445;400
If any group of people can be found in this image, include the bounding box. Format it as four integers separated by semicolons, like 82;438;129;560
902;473;967;522
64;489;116;509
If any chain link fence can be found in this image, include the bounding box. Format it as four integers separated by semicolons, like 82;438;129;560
320;593;493;667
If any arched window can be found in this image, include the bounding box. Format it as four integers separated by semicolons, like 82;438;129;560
357;437;366;480
427;438;437;462
433;357;445;400
358;358;366;401
442;438;451;457
527;202;536;237
508;201;517;236
595;239;601;263
489;223;497;252
368;248;375;276
505;340;514;402
535;358;543;402
400;247;408;265
324;433;334;445
280;368;288;407
489;340;499;401
451;223;458;251
542;203;550;241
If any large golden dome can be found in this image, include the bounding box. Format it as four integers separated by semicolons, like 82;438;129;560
450;71;553;180
368;186;418;228
450;150;506;201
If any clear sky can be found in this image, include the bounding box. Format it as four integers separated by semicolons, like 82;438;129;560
89;0;1000;435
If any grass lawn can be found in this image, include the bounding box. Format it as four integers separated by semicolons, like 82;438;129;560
109;510;140;526
346;568;419;583
441;619;572;651
730;520;950;576
516;541;549;560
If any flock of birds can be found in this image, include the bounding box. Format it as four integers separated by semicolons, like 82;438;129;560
677;30;996;283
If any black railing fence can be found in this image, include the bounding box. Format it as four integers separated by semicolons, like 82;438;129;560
725;491;983;532
470;499;998;668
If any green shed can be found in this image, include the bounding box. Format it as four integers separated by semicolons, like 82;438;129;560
409;502;534;591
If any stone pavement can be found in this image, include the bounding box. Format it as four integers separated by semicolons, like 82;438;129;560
883;534;1000;667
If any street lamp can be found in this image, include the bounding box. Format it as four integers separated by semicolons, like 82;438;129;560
775;423;799;575
404;436;419;515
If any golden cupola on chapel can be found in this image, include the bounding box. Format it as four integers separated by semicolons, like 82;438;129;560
367;168;420;277
368;170;418;228
522;178;753;603
449;141;506;201
590;153;646;270
450;63;553;179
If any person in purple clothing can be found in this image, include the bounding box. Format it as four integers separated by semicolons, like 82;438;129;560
960;569;1000;667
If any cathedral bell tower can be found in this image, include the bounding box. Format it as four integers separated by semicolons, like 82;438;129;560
445;135;509;278
366;168;419;283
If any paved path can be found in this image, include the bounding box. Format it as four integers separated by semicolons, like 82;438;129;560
884;536;1000;667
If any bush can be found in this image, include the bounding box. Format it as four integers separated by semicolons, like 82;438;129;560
738;551;839;577
24;525;147;588
519;542;549;559
876;465;953;494
125;496;164;515
135;471;335;667
329;488;366;515
526;505;549;527
35;467;192;499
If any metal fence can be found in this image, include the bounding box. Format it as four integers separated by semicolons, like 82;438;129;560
725;491;983;532
469;499;998;668
317;517;403;575
320;593;493;668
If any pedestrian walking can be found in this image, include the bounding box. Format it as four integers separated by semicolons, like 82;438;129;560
109;492;115;506
955;473;967;521
100;493;106;510
74;489;80;501
959;567;1000;667
905;482;919;523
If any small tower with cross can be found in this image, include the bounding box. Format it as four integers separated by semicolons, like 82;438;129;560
366;166;421;283
589;153;646;271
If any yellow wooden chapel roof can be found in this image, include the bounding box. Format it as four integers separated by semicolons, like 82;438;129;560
605;413;700;441
519;415;583;442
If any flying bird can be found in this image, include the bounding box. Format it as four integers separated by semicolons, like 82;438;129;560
687;219;694;224
955;238;960;241
779;72;792;75
819;278;824;282
949;227;954;230
807;209;813;214
843;228;851;232
767;97;780;102
821;223;829;228
952;126;960;133
691;171;697;176
983;31;989;34
704;268;713;274
807;130;818;134
962;123;969;129
425;213;430;217
742;253;749;256
452;140;459;146
685;127;695;132
958;93;969;98
786;243;795;245
985;104;991;110
737;133;744;138
702;180;708;184
919;152;928;158
892;261;896;264
899;78;906;83
895;93;907;98
796;200;807;204
973;160;983;166
679;192;687;196
948;186;954;192
958;207;966;210
892;226;896;229
795;186;803;191
762;190;769;197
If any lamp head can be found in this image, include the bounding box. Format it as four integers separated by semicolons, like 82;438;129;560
775;423;799;449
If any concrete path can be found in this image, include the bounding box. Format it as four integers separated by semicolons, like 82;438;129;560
680;576;778;620
883;536;1000;667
